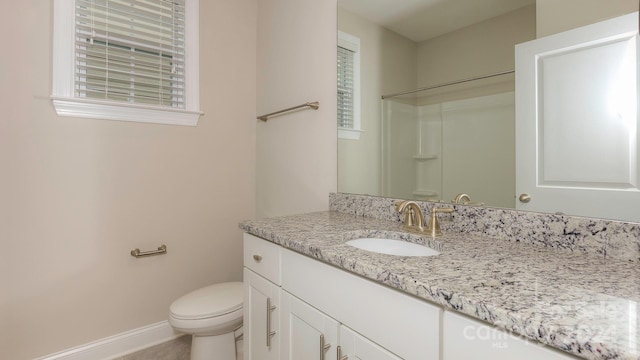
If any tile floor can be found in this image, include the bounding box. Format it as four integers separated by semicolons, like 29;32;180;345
112;336;244;360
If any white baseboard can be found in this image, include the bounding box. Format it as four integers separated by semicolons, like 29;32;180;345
35;321;183;360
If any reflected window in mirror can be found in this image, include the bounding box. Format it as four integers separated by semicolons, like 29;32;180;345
337;31;362;140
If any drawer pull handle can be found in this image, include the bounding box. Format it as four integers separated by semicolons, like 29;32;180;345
337;345;348;360
266;297;277;347
253;254;263;262
320;334;331;360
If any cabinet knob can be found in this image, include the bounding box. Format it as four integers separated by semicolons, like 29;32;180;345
253;254;262;262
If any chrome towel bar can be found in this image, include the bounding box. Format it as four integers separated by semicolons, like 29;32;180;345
131;244;167;258
257;101;319;121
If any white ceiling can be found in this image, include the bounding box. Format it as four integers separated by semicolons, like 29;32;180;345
338;0;536;42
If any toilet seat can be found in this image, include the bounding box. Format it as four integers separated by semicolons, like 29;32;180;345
170;282;243;320
169;282;243;336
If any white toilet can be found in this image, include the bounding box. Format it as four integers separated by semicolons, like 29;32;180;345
169;282;244;360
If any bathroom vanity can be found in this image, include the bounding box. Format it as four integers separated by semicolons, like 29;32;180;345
240;193;640;360
243;231;577;360
244;232;439;360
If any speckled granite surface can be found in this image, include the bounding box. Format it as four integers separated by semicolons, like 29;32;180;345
329;193;640;262
240;195;640;360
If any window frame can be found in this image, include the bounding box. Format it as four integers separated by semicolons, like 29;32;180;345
51;0;202;126
338;31;362;140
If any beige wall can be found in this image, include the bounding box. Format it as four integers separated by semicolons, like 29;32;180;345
0;1;257;359
417;5;536;89
337;8;417;196
255;0;337;218
537;0;638;37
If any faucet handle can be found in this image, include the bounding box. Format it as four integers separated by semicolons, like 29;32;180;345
403;207;416;228
433;207;454;214
427;207;454;237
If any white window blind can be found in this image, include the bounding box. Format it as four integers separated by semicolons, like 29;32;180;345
337;45;355;129
75;0;186;108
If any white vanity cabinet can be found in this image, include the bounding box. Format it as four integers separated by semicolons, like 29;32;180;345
243;234;281;360
280;290;402;360
244;233;439;360
280;247;440;360
244;233;578;360
442;311;577;360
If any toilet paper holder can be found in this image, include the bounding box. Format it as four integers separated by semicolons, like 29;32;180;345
131;244;167;258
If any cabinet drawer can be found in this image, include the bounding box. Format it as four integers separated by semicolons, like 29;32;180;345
243;233;281;285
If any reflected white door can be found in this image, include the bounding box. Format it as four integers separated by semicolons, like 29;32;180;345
515;12;640;222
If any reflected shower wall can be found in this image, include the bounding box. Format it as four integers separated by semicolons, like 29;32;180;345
381;91;516;208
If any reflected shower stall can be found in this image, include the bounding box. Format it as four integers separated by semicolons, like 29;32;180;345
381;75;516;208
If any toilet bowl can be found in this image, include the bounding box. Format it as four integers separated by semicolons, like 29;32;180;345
169;282;243;360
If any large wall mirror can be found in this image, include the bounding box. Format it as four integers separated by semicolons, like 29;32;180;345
337;0;640;222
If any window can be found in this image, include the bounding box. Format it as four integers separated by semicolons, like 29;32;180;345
337;46;354;127
52;0;201;126
337;31;361;140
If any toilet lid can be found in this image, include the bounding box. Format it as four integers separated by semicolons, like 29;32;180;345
170;282;243;320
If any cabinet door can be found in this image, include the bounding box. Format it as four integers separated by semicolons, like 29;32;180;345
443;311;577;360
244;268;280;360
340;325;403;360
281;291;339;360
282;248;440;360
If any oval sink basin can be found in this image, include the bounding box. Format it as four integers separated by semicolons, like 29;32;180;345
346;238;440;257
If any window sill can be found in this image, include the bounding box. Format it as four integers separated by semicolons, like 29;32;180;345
51;97;203;126
338;128;363;140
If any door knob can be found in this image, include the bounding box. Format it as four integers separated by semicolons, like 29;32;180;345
518;194;531;203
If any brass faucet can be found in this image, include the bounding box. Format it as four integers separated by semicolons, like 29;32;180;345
396;200;454;237
452;193;485;206
453;193;471;204
396;201;426;232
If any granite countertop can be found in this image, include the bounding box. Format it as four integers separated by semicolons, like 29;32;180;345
240;210;640;360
